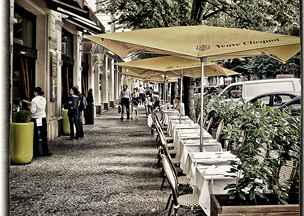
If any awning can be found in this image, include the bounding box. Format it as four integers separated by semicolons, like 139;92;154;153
86;25;300;63
47;0;88;16
47;0;104;34
118;56;239;78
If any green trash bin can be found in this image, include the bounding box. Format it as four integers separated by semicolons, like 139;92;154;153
63;109;70;135
11;122;34;164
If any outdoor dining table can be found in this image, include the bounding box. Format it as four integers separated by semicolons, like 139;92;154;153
163;112;189;125
167;118;194;134
179;137;221;170
181;151;238;216
162;109;179;115
178;139;222;166
170;123;199;138
195;165;236;216
174;128;211;147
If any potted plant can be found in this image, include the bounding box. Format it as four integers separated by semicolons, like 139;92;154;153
11;110;34;164
209;102;300;215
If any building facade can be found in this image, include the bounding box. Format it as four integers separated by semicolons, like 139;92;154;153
10;0;105;140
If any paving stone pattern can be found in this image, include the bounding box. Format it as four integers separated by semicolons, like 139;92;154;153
10;109;176;216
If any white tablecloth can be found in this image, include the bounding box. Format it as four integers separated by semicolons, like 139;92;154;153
174;128;213;154
162;110;180;125
194;165;236;216
179;142;223;172
180;142;223;171
182;151;238;216
187;152;238;180
167;118;194;134
171;123;200;140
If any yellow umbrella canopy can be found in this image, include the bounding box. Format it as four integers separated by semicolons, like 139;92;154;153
87;25;300;151
87;25;300;62
123;71;178;83
118;56;239;78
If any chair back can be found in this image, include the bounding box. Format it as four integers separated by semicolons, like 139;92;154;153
206;117;214;132
154;119;179;177
159;110;166;125
215;120;224;142
197;114;201;125
160;154;179;205
279;159;298;186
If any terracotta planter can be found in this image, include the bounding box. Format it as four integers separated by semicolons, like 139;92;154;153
211;194;299;216
11;122;34;164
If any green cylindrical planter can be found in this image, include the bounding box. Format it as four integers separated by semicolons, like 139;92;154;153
62;109;70;135
11;122;34;164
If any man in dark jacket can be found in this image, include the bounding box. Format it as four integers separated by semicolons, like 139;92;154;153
67;87;81;139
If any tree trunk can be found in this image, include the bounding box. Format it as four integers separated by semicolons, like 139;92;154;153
183;77;190;115
170;82;176;104
183;77;196;121
188;79;196;121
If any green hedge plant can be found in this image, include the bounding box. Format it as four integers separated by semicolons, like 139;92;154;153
207;97;300;204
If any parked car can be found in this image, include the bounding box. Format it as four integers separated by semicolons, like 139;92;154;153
247;92;298;107
279;96;301;116
217;78;301;102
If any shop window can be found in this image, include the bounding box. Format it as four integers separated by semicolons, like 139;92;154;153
61;29;74;105
14;5;36;48
12;5;36;110
62;29;73;58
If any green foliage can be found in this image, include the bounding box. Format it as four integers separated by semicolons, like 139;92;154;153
107;0;298;32
200;0;299;34
208;98;300;203
224;56;300;80
13;110;32;123
105;0;191;29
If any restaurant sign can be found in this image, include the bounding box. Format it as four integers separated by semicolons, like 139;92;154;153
195;38;280;51
215;38;280;49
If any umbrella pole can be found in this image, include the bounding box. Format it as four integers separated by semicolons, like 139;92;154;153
179;70;184;123
200;57;207;152
300;1;304;215
164;75;167;104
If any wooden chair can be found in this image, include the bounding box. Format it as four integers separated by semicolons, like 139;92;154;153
215;120;224;142
161;154;203;216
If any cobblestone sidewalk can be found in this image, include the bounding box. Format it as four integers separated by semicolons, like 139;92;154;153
10;109;171;216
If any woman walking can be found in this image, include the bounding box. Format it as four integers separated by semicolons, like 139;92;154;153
120;84;131;121
131;88;140;120
85;89;94;124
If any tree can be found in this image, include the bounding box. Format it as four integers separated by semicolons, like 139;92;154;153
191;0;299;33
100;0;300;116
105;0;298;34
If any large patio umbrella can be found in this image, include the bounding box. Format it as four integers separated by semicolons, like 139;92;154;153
118;56;239;78
118;55;239;122
122;71;178;83
86;25;300;152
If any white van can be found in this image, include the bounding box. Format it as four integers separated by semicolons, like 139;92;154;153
218;78;301;102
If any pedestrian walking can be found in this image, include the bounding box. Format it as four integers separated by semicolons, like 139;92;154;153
120;84;131;121
145;94;153;115
131;88;140;120
77;90;87;138
66;87;81;139
139;84;145;106
84;89;94;125
30;87;51;157
152;91;160;110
